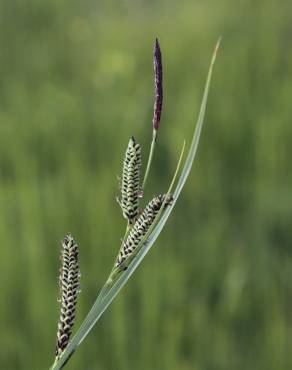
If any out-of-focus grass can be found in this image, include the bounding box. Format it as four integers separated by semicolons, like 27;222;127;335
0;1;292;369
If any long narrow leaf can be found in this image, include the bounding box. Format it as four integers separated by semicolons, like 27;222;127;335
147;37;221;243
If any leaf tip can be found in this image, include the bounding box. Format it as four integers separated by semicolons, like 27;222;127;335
211;37;222;65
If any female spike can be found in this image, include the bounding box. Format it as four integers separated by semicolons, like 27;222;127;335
116;194;172;269
119;136;142;224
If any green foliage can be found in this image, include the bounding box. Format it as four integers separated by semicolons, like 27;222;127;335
0;1;292;370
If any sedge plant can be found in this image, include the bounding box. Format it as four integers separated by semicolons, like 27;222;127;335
50;37;221;370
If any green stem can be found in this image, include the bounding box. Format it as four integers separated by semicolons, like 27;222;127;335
105;222;131;285
50;358;59;370
142;129;157;190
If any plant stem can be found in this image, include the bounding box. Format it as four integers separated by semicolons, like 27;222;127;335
105;222;131;285
142;129;157;190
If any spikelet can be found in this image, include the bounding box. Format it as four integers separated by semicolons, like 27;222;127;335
55;234;80;359
116;194;172;269
119;136;142;223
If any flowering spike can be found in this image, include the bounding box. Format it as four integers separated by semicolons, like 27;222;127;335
116;194;172;269
152;38;163;131
119;137;142;223
55;234;80;359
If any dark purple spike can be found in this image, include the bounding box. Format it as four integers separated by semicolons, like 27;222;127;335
152;38;163;131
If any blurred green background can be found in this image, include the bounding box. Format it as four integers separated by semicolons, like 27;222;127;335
1;0;292;369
